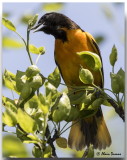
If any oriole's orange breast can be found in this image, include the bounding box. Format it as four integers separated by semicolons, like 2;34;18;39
55;29;102;86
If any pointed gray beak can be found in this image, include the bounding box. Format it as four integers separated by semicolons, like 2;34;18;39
30;23;44;33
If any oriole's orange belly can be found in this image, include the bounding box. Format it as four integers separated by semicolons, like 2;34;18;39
54;29;102;87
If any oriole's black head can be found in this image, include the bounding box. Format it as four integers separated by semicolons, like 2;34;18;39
32;12;80;42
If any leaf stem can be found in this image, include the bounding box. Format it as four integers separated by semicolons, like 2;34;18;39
15;31;27;47
115;93;121;105
120;94;124;104
59;120;79;136
15;30;33;65
103;88;117;97
112;66;114;73
46;126;55;142
52;121;57;129
26;28;34;65
40;73;94;91
93;84;118;104
58;122;60;133
35;53;41;65
60;122;69;133
42;115;47;141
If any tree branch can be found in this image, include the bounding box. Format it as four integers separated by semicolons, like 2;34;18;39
107;98;124;121
45;125;59;158
95;89;125;121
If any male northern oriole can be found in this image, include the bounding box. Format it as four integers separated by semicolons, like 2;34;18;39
32;12;111;150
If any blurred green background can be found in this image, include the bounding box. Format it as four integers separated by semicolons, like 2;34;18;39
2;2;125;158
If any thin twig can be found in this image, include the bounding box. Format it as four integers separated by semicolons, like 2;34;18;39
60;122;69;133
39;73;94;90
103;88;117;97
26;28;34;65
16;30;33;65
45;125;58;158
120;94;124;104
15;31;27;47
58;122;60;133
52;121;57;129
35;53;41;65
46;127;55;142
59;120;80;136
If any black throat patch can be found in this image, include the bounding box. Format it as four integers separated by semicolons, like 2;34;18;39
54;29;68;42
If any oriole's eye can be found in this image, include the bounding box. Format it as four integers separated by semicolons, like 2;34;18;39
38;18;44;24
43;15;47;20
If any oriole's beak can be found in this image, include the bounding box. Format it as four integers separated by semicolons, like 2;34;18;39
30;23;44;32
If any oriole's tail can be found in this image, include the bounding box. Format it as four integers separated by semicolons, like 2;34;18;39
68;108;111;150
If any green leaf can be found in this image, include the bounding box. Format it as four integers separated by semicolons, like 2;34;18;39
3;70;19;93
48;67;61;88
20;14;33;24
28;14;38;29
16;70;26;92
16;128;30;142
33;112;45;133
77;51;102;71
45;82;58;102
25;65;40;78
95;35;104;44
30;74;43;90
79;68;94;84
2;96;17;112
102;5;113;20
102;99;112;107
23;140;39;144
109;45;117;66
39;93;49;115
2;12;11;18
52;93;71;123
56;137;67;148
85;145;94;158
2;108;17;126
20;83;32;99
68;90;86;105
42;3;64;11
117;68;125;93
91;98;104;110
82;93;95;107
65;107;80;122
3;37;24;48
2;17;16;32
29;44;39;54
17;108;37;133
43;145;52;158
27;135;40;142
68;88;95;107
3;135;28;158
24;95;39;116
32;146;42;158
29;44;45;55
38;47;45;54
110;72;120;93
